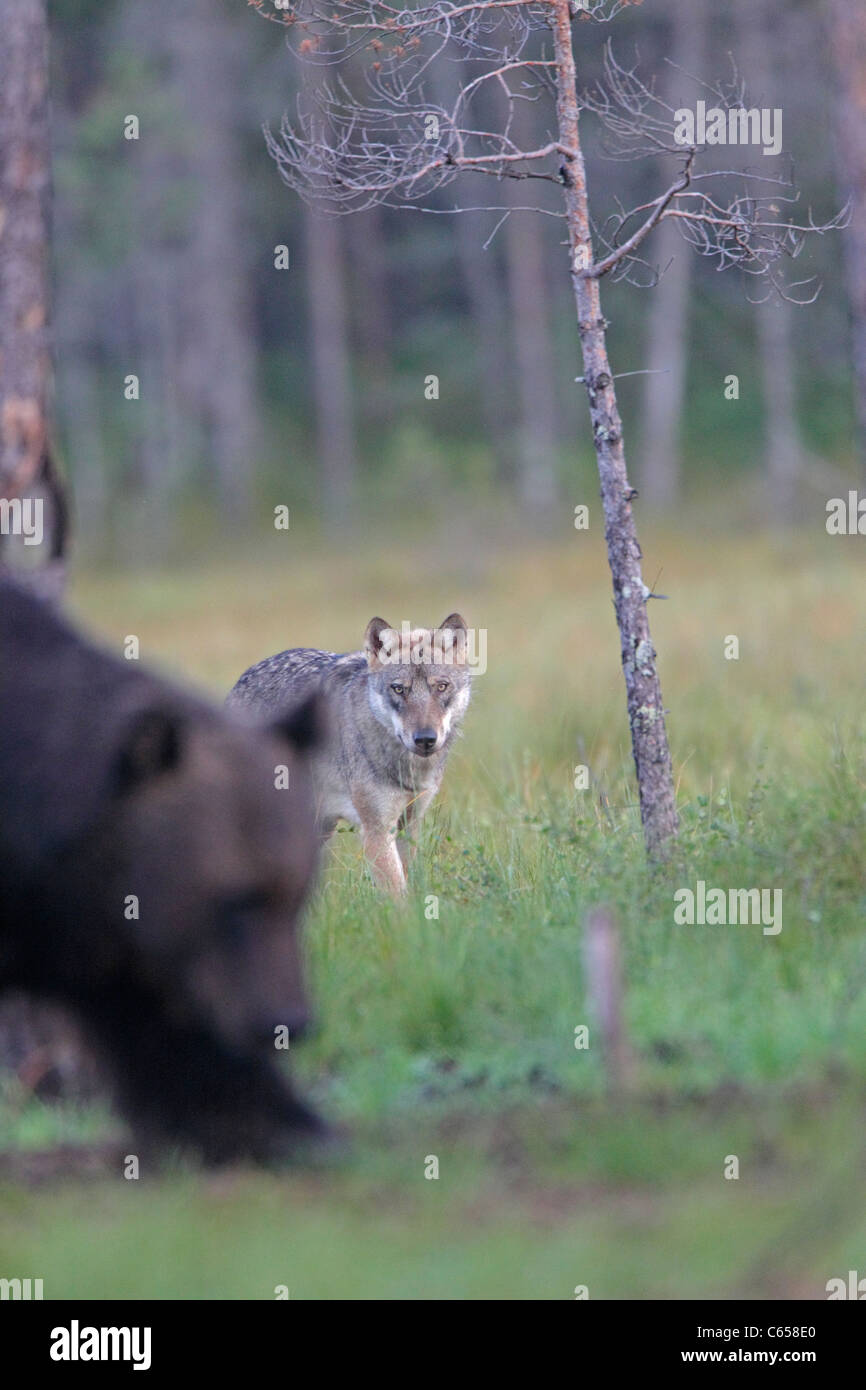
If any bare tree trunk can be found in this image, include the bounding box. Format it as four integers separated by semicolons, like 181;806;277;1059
831;0;866;476
304;203;356;522
455;208;515;487
505;99;560;512
0;0;50;498
756;295;802;517
0;0;69;1096
737;0;802;518
553;0;678;858
115;0;258;537
432;58;514;484
119;0;190;536
641;5;706;510
129;143;188;523
351;204;391;434
0;0;67;586
175;0;259;522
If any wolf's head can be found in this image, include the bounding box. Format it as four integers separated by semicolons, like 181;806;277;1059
364;613;473;757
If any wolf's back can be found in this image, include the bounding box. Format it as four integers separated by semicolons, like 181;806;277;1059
227;645;365;717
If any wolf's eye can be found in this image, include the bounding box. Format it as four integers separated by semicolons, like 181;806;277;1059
436;681;450;694
390;683;405;696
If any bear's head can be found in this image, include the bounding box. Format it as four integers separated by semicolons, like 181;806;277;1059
91;692;324;1056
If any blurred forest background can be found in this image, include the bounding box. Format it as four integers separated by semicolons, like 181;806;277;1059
43;0;863;560
4;1;866;1298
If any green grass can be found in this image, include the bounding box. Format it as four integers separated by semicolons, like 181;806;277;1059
2;521;865;1298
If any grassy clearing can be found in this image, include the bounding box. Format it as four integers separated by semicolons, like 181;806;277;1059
2;522;864;1298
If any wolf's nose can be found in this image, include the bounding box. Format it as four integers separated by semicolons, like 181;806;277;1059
414;729;438;753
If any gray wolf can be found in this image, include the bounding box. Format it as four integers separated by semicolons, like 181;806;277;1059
0;575;326;1163
227;614;472;896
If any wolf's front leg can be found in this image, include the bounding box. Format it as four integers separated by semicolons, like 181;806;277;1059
396;829;414;877
396;788;436;877
360;827;407;897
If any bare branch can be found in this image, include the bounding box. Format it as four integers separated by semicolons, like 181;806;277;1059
584;151;695;278
257;5;845;298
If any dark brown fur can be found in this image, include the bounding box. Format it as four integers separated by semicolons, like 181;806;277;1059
0;577;327;1164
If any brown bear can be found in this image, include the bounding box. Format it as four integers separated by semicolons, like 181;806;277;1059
0;575;327;1164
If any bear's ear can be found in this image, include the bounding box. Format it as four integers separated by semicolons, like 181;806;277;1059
273;691;326;752
116;709;183;793
364;616;393;669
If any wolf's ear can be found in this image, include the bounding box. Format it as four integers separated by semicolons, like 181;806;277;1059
273;692;326;752
439;612;468;664
116;709;183;792
364;616;392;669
440;613;467;635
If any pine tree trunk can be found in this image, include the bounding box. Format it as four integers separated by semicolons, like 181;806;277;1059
641;4;706;510
737;0;802;519
640;213;690;510
119;0;191;535
830;0;866;476
552;0;678;858
351;205;391;434
756;295;802;519
432;60;514;484
175;0;259;523
0;0;50;498
304;203;356;523
505;98;559;511
454;207;515;487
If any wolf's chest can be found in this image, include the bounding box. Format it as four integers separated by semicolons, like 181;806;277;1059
314;775;418;833
316;787;363;828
